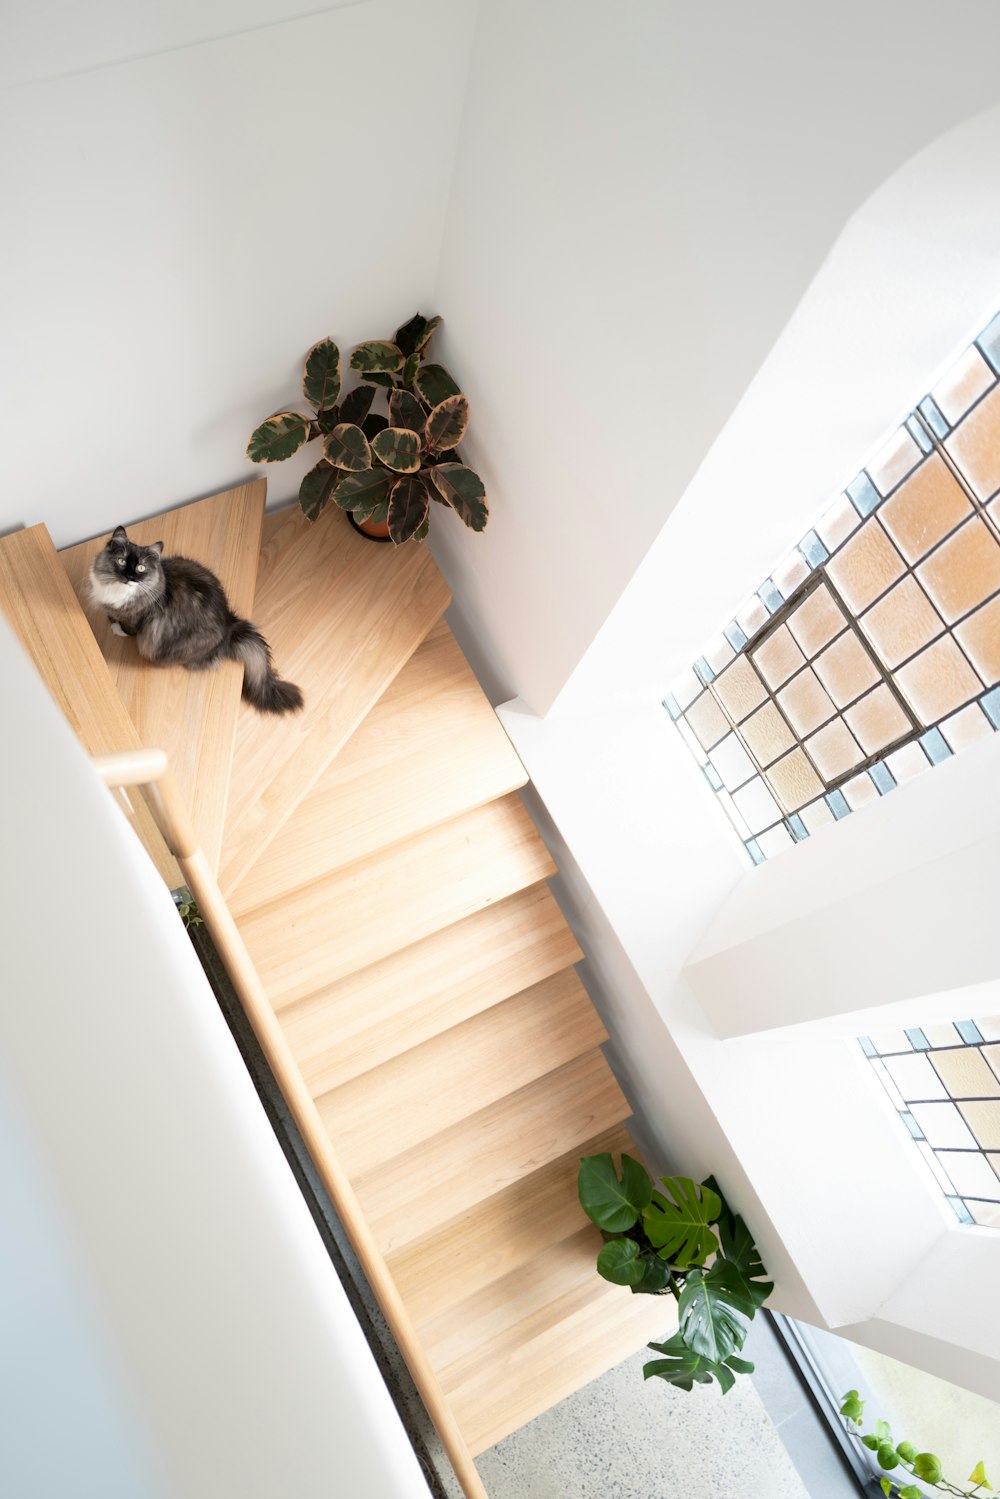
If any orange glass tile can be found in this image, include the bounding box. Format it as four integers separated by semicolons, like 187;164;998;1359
931;1048;1000;1100
955;594;1000;687
813;631;881;708
916;516;1000;624
740;702;795;768
686;691;731;751
877;454;973;565
786;584;848;657
946;383;1000;502
804;718;865;781
931;344;995;425
712;656;768;723
859;577;944;670
844;685;912;755
776;667;837;738
894;635;984;725
826;519;906;614
751;624;806;689
939;702;993;753
866;425;922;497
765;749;824;813
957;1100;1000;1150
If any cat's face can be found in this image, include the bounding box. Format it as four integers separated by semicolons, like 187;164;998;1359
93;525;164;589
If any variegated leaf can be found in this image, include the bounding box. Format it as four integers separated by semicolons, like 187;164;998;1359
388;473;431;546
302;338;342;411
427;462;488;530
323;422;372;471
350;340;404;375
371;426;421;473
246;411;313;463
425;393;469;452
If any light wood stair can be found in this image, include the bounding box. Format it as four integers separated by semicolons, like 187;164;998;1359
1;489;671;1491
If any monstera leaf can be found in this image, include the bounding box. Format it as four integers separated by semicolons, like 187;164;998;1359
302;338;342;411
578;1153;652;1234
718;1212;773;1309
642;1177;721;1269
677;1261;755;1363
299;460;339;521
246;411;313;463
426;463;488;530
644;1332;753;1395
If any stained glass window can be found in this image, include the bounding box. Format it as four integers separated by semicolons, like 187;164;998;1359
665;309;1000;865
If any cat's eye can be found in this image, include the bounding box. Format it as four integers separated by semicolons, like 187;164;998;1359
116;557;125;568
137;564;146;573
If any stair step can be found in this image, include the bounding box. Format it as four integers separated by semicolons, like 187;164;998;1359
59;482;266;875
388;1125;637;1328
319;969;607;1178
0;524;175;883
354;1049;629;1257
231;620;527;914
220;506;451;898
280;884;583;1095
451;1270;673;1455
238;794;556;1007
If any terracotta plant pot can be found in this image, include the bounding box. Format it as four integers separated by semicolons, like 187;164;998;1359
348;511;392;543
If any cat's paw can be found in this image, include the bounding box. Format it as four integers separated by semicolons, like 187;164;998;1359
110;620;127;636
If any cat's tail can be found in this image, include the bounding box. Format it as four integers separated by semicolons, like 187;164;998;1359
228;618;304;715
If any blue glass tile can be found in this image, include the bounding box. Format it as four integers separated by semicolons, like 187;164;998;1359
757;580;784;614
905;1027;930;1051
918;395;950;439
694;655;715;685
956;1020;985;1045
870;762;896;796
745;838;765;866
859;1035;877;1057
906;413;932;453
901;1111;925;1139
920;727;951;765
724;621;748;653
798;530;829;569
847;472;882;516
947;1196;974;1225
662;694;683;720
704;763;723;792
787;813;809;841
826;789;851;820
981;685;1000;729
978;309;1000;375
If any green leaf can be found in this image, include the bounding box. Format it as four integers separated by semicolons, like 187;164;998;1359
339;384;376;428
389;389;427;436
299;461;339;522
875;1420;893;1444
362;370;396;389
402;352;420;387
840;1399;864;1425
677;1261;753;1363
725;1355;755;1375
393;312;442;358
861;1435;880;1452
718;1213;773;1308
414;362;461;407
412;512;430;542
323;423;372;472
913;1454;942;1484
969;1460;990;1487
387;473;431;546
643;1333;749;1396
877;1444;899;1471
425;393;470;452
895;1442;916;1464
350;340;404;375
898;1488;922;1499
316;404;341;434
880;1479;892;1497
596;1237;647;1287
332;468;392;516
363;413;389;440
643;1176;723;1269
246;411;313;463
577;1153;653;1234
629;1253;674;1296
426;463;488;531
368;497;390;526
371;426;421;474
302;337;342;411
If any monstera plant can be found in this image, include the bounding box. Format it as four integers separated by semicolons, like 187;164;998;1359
578;1152;773;1394
245;313;488;546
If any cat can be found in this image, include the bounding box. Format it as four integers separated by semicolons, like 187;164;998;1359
89;525;303;715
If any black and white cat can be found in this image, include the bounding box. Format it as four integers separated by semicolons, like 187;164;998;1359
89;526;303;715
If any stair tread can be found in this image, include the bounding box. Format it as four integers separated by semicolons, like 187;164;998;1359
319;968;607;1178
220;506;451;897
0;524;176;883
237;794;556;1006
353;1049;629;1257
389;1125;638;1329
59;482;266;875
280;884;583;1095
232;620;527;912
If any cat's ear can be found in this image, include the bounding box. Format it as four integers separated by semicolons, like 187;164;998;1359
111;525;128;542
148;540;164;556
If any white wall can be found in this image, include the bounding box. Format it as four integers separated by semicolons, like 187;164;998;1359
0;0;476;549
0;616;432;1499
430;0;1000;714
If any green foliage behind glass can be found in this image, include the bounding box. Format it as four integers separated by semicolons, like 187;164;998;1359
839;1390;993;1498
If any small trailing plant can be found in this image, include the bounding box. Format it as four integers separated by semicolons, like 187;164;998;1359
840;1389;994;1498
174;888;203;929
246;312;488;546
578;1152;772;1394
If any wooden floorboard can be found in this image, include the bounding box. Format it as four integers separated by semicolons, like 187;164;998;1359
59;481;266;874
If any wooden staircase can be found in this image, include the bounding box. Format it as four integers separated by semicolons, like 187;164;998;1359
0;486;671;1492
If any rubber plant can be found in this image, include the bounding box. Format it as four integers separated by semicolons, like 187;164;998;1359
840;1390;994;1499
245;313;488;546
577;1152;773;1394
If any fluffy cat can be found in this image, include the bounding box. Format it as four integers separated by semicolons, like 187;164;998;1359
89;525;303;715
